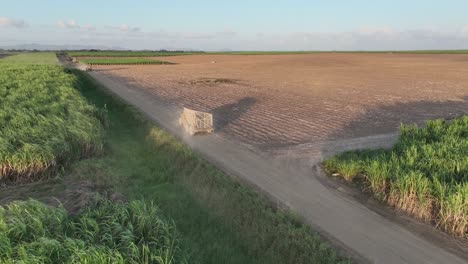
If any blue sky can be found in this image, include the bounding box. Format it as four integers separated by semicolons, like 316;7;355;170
1;1;468;50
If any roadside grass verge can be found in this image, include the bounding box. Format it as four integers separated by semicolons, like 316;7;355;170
80;57;174;65
0;64;105;183
69;51;201;57
0;197;183;263
324;117;468;237
0;52;58;64
70;70;349;263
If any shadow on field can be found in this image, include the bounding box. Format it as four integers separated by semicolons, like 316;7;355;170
327;96;468;141
315;95;468;162
0;54;13;59
212;97;256;131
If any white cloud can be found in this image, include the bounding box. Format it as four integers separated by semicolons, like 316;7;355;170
181;32;215;39
118;24;140;32
461;25;468;37
5;23;468;51
266;27;468;51
148;29;237;40
216;30;237;37
106;26;468;50
357;26;396;36
84;24;96;31
0;17;27;28
57;19;79;29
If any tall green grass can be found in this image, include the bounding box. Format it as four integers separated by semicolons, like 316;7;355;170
324;117;468;237
0;198;182;263
0;64;105;183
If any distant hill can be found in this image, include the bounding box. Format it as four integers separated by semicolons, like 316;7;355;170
0;43;124;51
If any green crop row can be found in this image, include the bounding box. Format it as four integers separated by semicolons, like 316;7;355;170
69;51;200;57
0;52;58;64
0;198;182;263
80;57;174;65
0;64;105;183
324;117;468;237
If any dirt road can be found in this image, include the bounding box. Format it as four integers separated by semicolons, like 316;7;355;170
86;69;467;264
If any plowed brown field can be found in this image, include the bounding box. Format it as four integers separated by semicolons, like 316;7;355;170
93;53;468;150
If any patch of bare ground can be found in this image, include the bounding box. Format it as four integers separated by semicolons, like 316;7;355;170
187;77;242;85
92;53;468;152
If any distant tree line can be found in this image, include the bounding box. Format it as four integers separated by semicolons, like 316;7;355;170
75;49;205;53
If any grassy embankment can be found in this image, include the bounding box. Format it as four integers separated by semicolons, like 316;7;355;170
0;52;348;263
324;118;467;237
80;57;174;65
